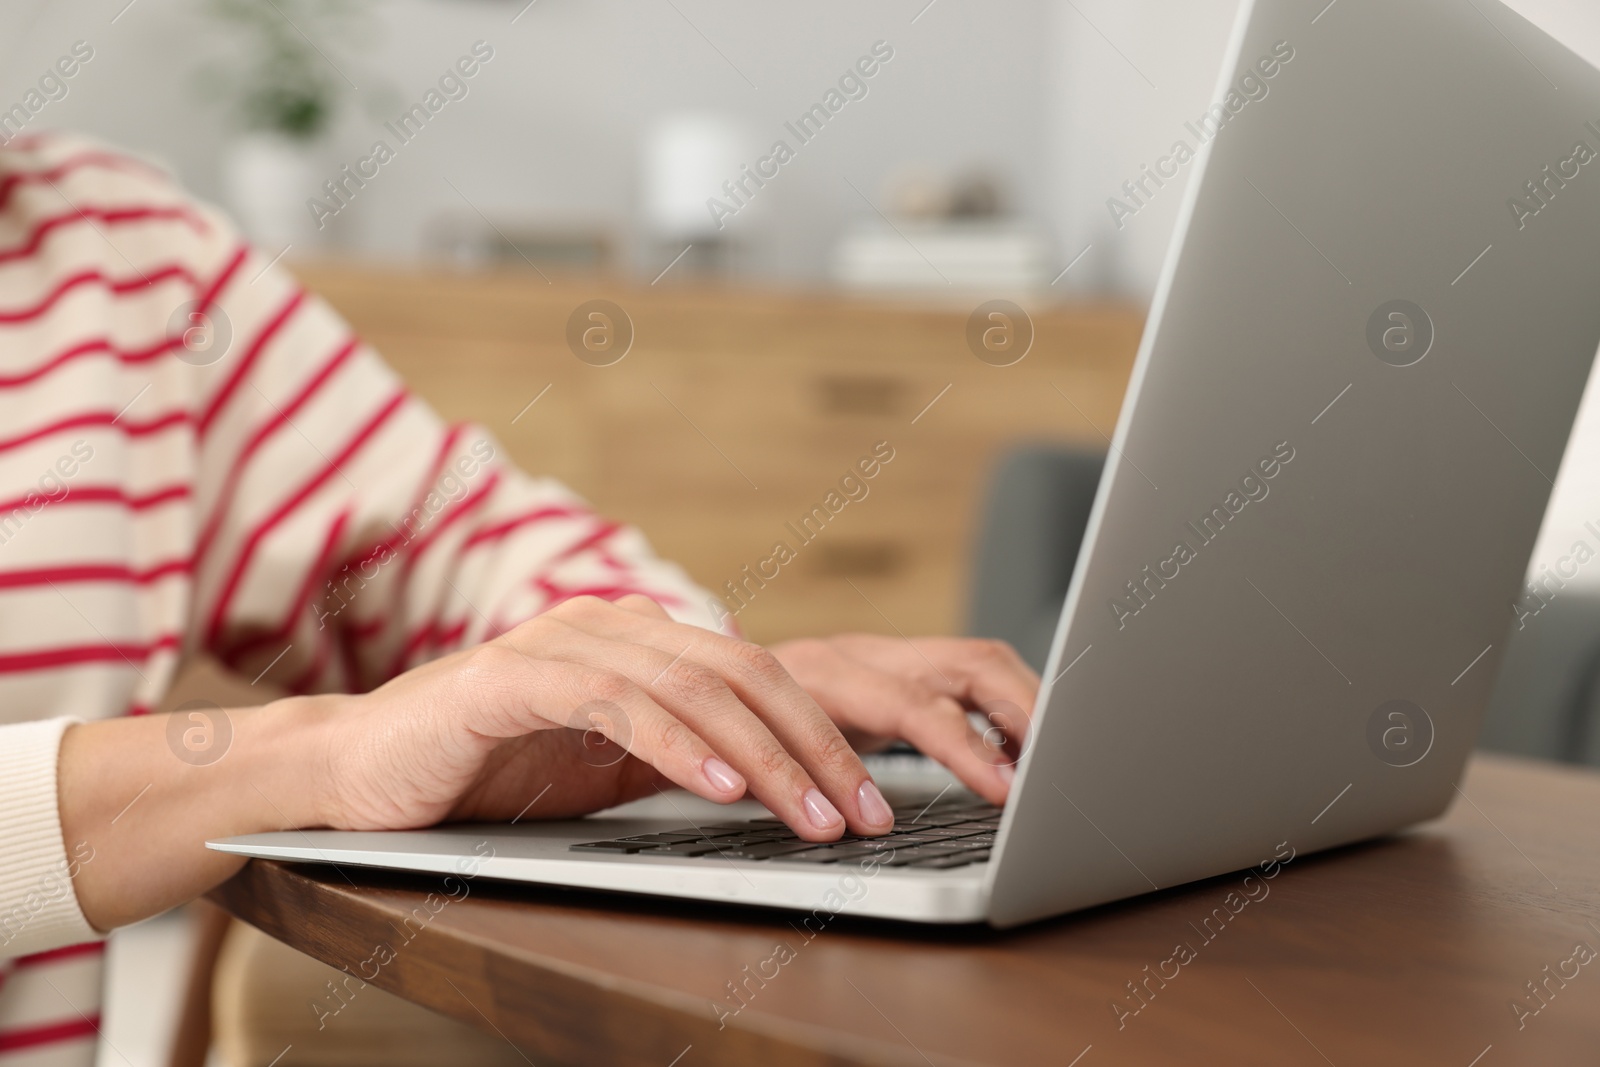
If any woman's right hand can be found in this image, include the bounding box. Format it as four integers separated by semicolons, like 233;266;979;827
313;594;894;842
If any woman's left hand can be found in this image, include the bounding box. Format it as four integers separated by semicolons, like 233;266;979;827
770;634;1040;806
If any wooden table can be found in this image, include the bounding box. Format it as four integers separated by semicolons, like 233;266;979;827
212;754;1600;1066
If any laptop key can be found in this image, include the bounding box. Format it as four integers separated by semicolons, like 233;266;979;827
908;844;985;858
817;846;895;861
910;849;992;869
616;833;705;844
893;817;970;831
770;848;847;863
880;851;930;867
569;840;654;853
717;841;828;860
883;834;949;845
641;841;737;856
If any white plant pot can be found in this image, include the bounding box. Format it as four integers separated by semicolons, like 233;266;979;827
222;132;326;250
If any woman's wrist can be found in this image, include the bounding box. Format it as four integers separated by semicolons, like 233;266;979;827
248;692;345;829
57;694;343;931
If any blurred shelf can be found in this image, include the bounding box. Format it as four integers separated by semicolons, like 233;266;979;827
832;221;1051;296
291;262;1144;643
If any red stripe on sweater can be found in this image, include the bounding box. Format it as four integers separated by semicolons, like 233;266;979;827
0;558;191;590
384;472;502;576
194;335;360;566
0;205;205;265
14;942;106;968
0;632;180;673
285;625;338;695
0;484;190;516
388;578;683;678
0;132;86;156
194;243;248;316
203;389;408;647
0;1014;100;1053
0;408;191;455
533;578;684;611
346;615;386;641
220;509;351;665
0;264;200;324
460;505;592;550
547;521;622;564
350;425;470;645
392;616;472;674
0;150;166;212
367;478;509;679
347;424;467;571
0;334;174;389
196;289;307;438
331;467;498;651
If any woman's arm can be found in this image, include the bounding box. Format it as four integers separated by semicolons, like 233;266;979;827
57;595;910;931
57;695;331;932
57;595;1039;936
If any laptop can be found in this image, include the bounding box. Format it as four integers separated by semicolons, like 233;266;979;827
210;0;1600;928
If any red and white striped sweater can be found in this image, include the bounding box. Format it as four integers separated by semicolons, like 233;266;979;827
0;133;720;1064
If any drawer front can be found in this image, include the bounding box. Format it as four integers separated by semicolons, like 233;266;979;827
300;265;1141;642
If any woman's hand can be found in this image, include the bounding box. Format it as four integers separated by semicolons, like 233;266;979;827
57;593;1036;932
318;601;1040;832
318;594;893;842
770;635;1040;806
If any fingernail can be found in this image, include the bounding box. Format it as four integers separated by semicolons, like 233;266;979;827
702;757;744;795
802;788;844;831
856;780;893;829
996;763;1016;785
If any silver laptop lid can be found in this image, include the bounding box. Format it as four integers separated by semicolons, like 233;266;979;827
989;0;1600;927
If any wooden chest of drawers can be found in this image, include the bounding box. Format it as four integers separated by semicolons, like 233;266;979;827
293;264;1143;644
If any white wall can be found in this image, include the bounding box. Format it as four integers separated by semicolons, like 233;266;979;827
7;0;1597;289
1044;0;1600;302
1042;0;1238;300
0;0;1055;282
1042;0;1600;594
6;0;1599;586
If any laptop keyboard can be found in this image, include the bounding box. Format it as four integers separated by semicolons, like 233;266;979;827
570;798;1001;869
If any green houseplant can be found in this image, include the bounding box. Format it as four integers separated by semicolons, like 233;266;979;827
201;0;368;246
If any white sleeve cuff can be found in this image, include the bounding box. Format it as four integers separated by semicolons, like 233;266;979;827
0;718;97;958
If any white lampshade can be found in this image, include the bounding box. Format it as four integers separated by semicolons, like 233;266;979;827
642;113;745;241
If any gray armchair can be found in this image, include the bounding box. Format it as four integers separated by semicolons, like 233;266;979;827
966;444;1600;769
1480;594;1600;766
965;445;1102;673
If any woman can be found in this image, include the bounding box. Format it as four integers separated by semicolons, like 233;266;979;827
0;133;1036;1064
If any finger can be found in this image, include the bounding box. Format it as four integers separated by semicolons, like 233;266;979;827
551;598;890;836
528;620;869;841
455;641;745;807
551;672;750;806
649;636;892;837
834;635;1040;752
797;651;1015;805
